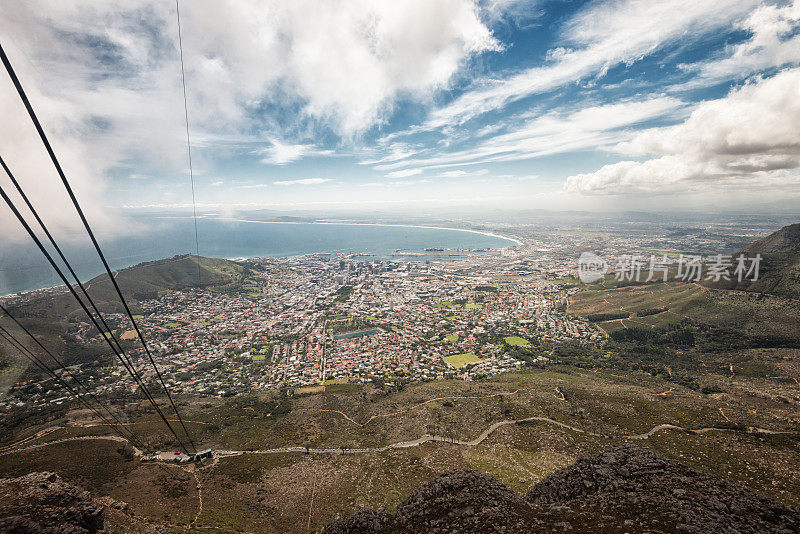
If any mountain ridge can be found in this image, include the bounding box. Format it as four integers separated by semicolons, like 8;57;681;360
708;222;800;299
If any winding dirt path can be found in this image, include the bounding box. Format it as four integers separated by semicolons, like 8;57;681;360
5;415;791;462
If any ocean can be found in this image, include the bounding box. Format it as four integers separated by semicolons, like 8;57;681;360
0;217;517;296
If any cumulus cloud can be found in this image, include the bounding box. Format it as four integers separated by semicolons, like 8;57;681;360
273;177;331;186
565;68;800;194
171;0;499;136
0;0;497;241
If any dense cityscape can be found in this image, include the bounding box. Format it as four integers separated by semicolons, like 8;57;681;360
4;214;786;413
3;247;608;410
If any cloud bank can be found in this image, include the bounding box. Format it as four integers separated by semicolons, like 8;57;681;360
565;68;800;194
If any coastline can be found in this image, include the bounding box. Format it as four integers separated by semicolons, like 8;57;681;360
220;217;524;247
0;219;520;298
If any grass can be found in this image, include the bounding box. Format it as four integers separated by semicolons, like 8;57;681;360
324;378;351;386
443;352;482;367
503;336;530;347
465;303;484;309
445;334;459;342
120;330;137;340
295;385;325;395
569;282;800;341
251;354;266;361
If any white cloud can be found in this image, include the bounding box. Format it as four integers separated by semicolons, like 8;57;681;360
566;68;800;194
419;0;758;130
170;0;499;136
273;177;332;186
378;96;686;171
681;0;800;85
0;0;498;240
385;168;423;179
438;170;470;178
436;169;489;178
258;140;327;165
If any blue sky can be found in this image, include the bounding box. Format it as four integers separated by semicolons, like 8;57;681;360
1;0;800;235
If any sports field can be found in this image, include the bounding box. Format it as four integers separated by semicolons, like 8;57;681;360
503;336;530;346
443;352;482;367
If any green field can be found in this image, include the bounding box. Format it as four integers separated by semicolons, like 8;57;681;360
503;336;530;346
251;354;266;361
465;303;484;309
445;334;459;342
443;352;482;367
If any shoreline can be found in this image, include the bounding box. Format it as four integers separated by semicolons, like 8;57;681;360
0;220;520;298
219;217;523;247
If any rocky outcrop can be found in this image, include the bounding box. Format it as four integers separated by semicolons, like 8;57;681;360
526;443;800;533
324;444;800;533
0;472;104;533
393;469;535;533
324;469;539;534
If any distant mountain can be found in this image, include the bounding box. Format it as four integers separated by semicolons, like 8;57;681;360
710;223;800;299
324;444;799;533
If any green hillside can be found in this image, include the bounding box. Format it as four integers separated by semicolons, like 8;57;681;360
11;255;245;318
85;255;246;302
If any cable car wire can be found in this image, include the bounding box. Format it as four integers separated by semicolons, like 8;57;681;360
175;0;202;288
0;42;196;453
0;303;145;448
0;180;191;454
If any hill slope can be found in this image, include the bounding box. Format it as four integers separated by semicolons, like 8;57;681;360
1;255;247;366
711;222;800;299
325;444;800;533
84;254;246;302
8;255;245;319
